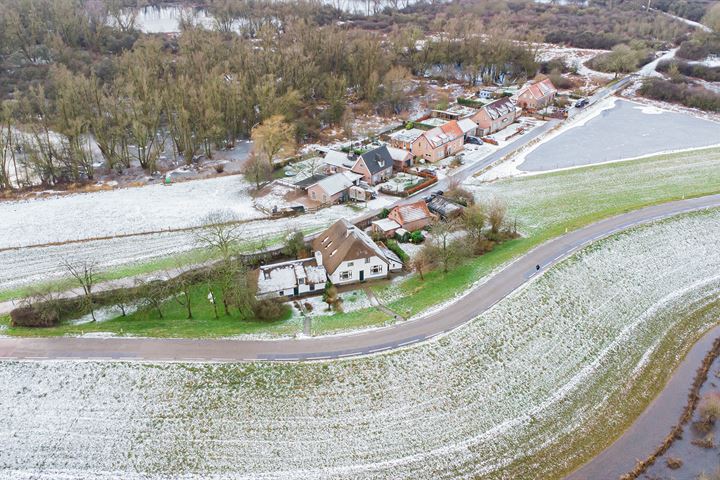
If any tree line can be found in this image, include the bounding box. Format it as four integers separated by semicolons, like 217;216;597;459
0;0;543;190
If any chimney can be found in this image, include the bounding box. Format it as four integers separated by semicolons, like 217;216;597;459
314;250;323;266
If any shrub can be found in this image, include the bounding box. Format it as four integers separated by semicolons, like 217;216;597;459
385;239;409;263
10;306;59;328
639;77;720;112
252;299;289;321
699;392;720;424
445;185;475;206
665;456;683;469
657;59;720;82
409;230;425;243
405;121;414;129
214;163;225;173
691;432;715;449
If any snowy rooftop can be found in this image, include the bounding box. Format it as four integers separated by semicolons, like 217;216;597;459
257;258;327;295
386;146;412;162
389;128;425;143
420;117;449;128
323;150;357;169
457;118;478;134
313;171;362;196
372;218;401;232
392;201;432;224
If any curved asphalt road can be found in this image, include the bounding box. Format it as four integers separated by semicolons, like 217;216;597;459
1;193;719;362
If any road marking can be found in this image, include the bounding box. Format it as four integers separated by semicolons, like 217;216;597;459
397;339;416;346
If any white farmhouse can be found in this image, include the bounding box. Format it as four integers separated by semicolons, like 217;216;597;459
312;219;403;285
255;256;327;299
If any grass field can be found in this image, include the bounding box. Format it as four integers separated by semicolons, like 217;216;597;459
3;210;719;479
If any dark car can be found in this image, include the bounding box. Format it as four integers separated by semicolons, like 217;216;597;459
465;136;483;145
433;190;444;196
575;98;589;108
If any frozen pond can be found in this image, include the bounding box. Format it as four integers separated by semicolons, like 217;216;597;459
520;100;720;171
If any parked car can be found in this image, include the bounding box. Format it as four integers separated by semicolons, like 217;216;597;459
465;136;483;145
423;194;436;202
433;189;444;196
575;98;589;108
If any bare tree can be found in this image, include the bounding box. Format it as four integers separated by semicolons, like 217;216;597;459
194;210;244;260
411;249;431;281
243;151;272;189
135;277;169;320
463;203;486;246
487;197;507;237
423;219;466;273
174;273;194;320
62;259;98;321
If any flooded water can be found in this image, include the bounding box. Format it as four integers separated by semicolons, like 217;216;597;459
520;99;720;171
121;0;417;32
568;324;720;480
644;353;720;479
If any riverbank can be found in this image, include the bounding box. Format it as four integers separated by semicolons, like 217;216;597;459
567;321;720;479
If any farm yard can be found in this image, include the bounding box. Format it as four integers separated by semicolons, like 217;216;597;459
2;209;720;479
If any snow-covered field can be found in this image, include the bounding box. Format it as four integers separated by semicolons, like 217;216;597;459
2;209;720;479
0;175;262;249
0;171;396;293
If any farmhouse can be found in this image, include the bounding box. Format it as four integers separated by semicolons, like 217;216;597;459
388;200;435;231
306;171;362;204
351;145;394;185
312;219;403;285
386;146;413;171
412;120;464;162
255;257;327;299
515;78;557;110
472;97;518;135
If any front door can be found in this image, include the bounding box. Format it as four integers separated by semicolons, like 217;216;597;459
360;270;365;282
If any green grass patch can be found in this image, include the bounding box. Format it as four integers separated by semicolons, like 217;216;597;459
0;281;298;338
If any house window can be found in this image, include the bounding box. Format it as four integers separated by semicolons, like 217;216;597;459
347;262;354;267
339;271;352;281
365;258;370;263
371;265;383;274
299;278;305;285
311;191;316;200
310;284;315;291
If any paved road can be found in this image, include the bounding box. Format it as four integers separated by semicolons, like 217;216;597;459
2;193;719;362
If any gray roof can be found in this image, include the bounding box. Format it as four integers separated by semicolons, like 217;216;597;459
427;196;464;217
295;174;328;189
359;146;394;175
